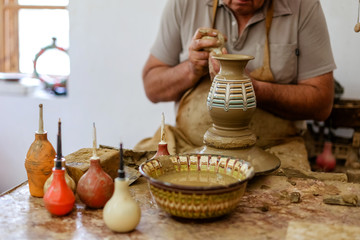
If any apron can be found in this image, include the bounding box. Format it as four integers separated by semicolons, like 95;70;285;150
134;74;304;153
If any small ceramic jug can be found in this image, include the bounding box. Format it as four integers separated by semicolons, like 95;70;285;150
76;157;114;208
43;168;75;216
103;177;141;232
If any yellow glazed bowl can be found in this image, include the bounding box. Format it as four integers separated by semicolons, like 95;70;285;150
139;154;254;219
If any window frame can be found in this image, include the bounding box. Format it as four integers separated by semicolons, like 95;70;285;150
0;0;67;72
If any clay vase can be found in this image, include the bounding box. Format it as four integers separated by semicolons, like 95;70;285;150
103;178;141;232
316;141;336;171
25;132;56;197
76;158;114;208
43;158;76;194
205;54;256;149
43;168;75;216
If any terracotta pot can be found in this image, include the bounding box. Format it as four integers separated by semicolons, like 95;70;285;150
205;54;256;149
76;158;114;208
25;132;56;197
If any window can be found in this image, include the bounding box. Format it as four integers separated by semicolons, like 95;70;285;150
0;0;69;95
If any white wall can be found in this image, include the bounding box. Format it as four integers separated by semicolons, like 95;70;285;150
0;0;171;194
320;0;360;98
0;0;359;194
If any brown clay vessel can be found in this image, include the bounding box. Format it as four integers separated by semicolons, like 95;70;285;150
25;104;56;197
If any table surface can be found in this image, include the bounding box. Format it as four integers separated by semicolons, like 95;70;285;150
2;174;360;240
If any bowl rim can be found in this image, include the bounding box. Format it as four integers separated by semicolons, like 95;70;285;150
139;154;255;192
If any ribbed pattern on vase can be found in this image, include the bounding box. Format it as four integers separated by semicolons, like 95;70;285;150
207;79;256;112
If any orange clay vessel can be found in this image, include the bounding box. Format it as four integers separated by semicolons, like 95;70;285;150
43;119;75;216
25;104;56;197
76;123;114;208
43;168;75;216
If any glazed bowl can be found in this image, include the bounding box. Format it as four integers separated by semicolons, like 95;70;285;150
139;154;254;219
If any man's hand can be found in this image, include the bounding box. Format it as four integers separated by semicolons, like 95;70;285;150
188;28;227;83
209;48;228;80
142;28;227;103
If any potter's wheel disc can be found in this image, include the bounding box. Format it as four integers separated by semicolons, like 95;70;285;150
189;145;281;175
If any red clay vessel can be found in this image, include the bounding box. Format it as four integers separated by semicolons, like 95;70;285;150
76;123;114;208
76;157;114;208
316;141;336;171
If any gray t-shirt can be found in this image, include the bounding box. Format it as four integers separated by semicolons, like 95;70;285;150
151;0;336;84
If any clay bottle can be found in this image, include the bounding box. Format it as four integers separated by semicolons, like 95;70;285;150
316;141;336;171
43;119;75;216
25;104;56;197
43;119;76;194
151;112;170;159
76;123;114;208
103;143;141;232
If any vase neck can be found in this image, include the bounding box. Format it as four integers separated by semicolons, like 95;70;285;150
218;59;250;79
34;132;48;140
324;142;332;152
52;169;66;182
114;178;131;196
90;158;101;167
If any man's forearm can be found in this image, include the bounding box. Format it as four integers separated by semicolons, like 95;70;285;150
253;72;334;121
143;60;201;103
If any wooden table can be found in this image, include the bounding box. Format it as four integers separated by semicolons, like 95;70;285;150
2;174;360;240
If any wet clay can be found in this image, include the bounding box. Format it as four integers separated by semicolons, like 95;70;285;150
156;171;239;187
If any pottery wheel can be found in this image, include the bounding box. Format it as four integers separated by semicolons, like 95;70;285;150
189;145;281;175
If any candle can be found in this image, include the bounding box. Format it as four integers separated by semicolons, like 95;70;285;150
55;118;62;169
92;122;98;158
37;104;44;134
118;143;125;179
160;112;166;144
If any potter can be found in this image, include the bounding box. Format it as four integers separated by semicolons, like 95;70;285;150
135;0;336;171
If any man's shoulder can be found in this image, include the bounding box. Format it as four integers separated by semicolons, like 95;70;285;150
276;0;321;15
278;0;320;9
164;0;211;19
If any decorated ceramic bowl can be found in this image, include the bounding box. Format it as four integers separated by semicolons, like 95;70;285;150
139;154;254;219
